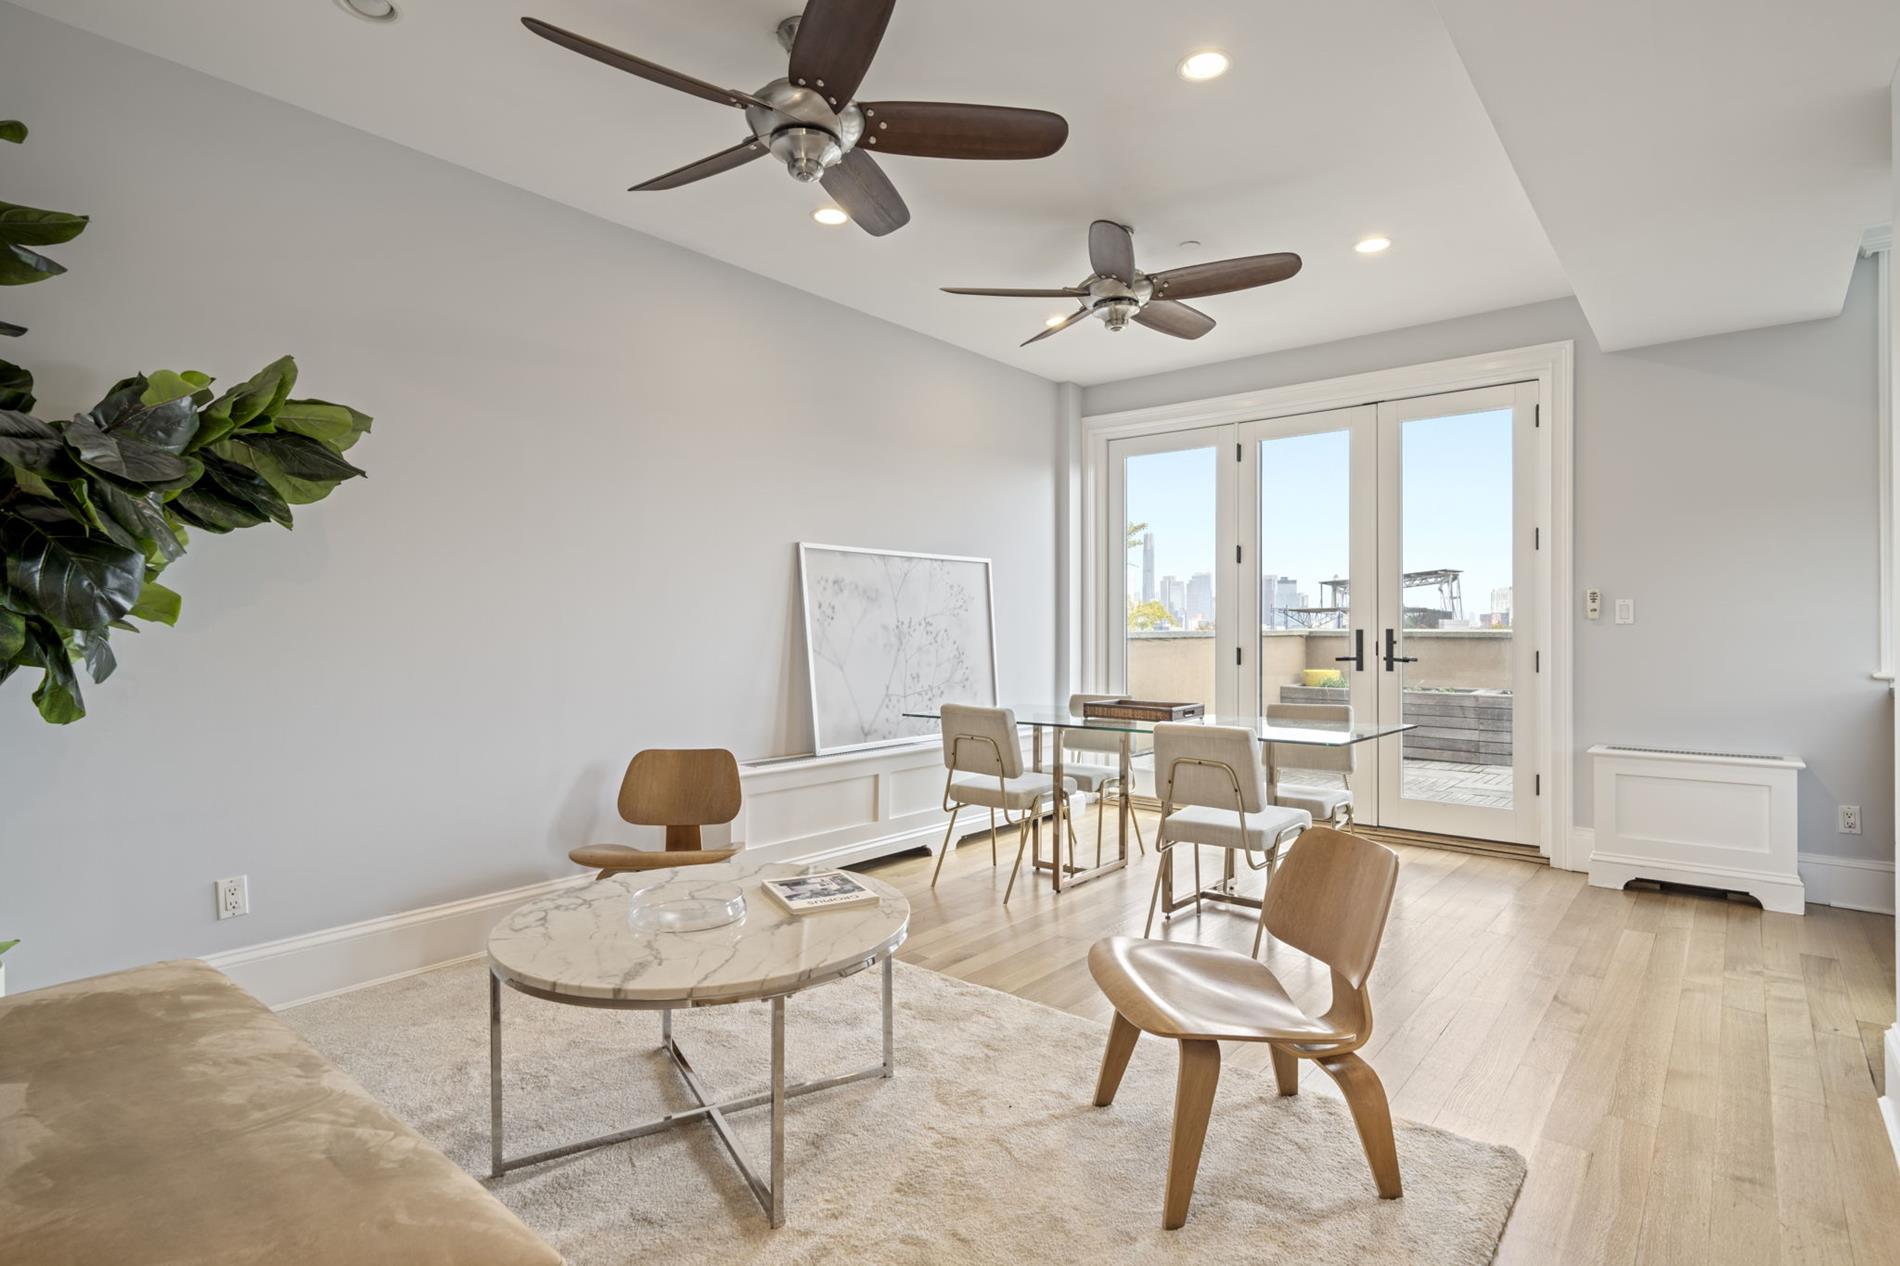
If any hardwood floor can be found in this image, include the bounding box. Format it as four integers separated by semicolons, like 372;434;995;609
858;817;1900;1265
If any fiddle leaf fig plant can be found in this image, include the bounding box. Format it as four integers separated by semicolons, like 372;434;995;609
0;122;374;722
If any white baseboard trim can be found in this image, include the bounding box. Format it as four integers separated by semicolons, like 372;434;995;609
1882;1027;1900;1165
1570;826;1895;915
205;873;594;1010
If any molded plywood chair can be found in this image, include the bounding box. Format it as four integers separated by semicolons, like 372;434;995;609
1265;701;1355;827
1089;827;1404;1229
1145;722;1311;949
1063;693;1148;862
569;749;743;878
931;703;1078;902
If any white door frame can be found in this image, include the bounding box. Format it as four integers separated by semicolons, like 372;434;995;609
1080;340;1577;869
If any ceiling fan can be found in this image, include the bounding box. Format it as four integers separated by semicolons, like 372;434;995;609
521;0;1069;237
945;220;1303;346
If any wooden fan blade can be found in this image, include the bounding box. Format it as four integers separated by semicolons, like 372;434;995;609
1088;220;1136;284
857;102;1069;160
820;149;911;236
788;0;896;107
521;18;768;110
942;286;1088;298
1150;252;1302;301
1021;307;1092;347
630;138;767;191
1133;300;1216;340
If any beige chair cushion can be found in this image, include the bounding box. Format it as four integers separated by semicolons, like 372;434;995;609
1056;761;1121;792
949;770;1075;811
0;960;560;1266
1275;783;1353;820
1159;802;1312;851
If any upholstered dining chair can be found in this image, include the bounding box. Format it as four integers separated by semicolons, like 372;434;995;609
1264;701;1355;827
931;703;1078;902
1089;827;1404;1229
1146;722;1310;950
1062;693;1148;863
568;748;743;878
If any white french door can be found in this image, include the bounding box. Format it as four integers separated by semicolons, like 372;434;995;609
1104;383;1543;849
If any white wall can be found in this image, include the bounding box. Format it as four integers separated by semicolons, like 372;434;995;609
0;7;1058;992
1084;261;1891;870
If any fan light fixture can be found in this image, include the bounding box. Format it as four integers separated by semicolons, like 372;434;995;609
812;206;850;226
1044;313;1070;328
1177;50;1230;82
336;0;398;22
1355;235;1392;254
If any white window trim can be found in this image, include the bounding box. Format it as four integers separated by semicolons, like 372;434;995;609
1076;340;1578;869
1866;225;1895;680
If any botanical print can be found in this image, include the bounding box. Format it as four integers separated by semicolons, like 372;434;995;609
802;547;996;753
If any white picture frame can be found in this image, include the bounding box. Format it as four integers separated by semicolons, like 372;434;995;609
798;542;999;755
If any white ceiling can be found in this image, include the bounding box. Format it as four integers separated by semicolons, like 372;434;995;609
1434;0;1900;352
11;1;1896;381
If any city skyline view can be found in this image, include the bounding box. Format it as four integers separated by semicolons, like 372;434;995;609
1124;408;1516;630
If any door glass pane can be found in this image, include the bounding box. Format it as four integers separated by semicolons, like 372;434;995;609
1257;429;1352;724
1398;409;1514;809
1124;446;1219;711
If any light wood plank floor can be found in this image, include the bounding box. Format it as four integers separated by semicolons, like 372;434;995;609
858;817;1900;1265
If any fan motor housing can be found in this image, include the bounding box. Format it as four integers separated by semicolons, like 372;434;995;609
1084;274;1153;330
745;80;864;182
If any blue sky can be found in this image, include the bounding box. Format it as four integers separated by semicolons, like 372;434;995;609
1125;408;1514;621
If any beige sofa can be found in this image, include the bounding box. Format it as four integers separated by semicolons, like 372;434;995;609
0;959;560;1266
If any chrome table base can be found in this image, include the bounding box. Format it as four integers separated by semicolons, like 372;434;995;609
488;952;896;1228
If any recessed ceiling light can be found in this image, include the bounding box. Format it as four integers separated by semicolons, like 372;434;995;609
336;0;398;21
1044;313;1071;328
1355;235;1392;254
811;206;849;226
1177;50;1230;82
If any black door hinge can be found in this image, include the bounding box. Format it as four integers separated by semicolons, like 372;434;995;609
1534;403;1541;428
1535;650;1540;672
1535;773;1542;795
1236;647;1242;667
1236;442;1243;461
1534;527;1540;549
1236;544;1242;564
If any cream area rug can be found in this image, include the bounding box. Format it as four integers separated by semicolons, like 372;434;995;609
288;959;1523;1265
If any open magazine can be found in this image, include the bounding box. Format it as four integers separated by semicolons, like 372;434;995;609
760;870;880;915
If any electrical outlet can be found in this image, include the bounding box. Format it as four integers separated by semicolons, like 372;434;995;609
1614;598;1635;625
1838;805;1861;835
216;875;249;920
1585;587;1602;619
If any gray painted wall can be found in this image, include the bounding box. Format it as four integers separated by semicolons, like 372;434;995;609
1085;261;1890;866
0;7;1059;992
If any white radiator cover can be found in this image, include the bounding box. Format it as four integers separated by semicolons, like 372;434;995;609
1587;744;1806;914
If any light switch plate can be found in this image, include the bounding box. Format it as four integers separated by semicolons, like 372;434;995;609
1585;587;1602;619
1614;598;1634;625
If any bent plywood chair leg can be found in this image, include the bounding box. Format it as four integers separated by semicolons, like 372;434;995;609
1317;1052;1402;1199
1269;1044;1300;1097
1093;1011;1141;1107
930;805;961;887
1163;1039;1222;1229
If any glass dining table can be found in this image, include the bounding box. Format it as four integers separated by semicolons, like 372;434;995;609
902;704;1414;894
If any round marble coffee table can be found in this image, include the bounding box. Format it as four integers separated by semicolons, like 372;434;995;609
485;860;909;1227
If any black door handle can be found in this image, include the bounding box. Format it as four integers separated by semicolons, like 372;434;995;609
1383;628;1417;672
1333;628;1365;671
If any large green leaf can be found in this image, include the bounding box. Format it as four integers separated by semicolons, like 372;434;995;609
77;628;115;683
0;320;23;338
275;398;372;451
62;414;199;489
0;202;89;248
198;356;296;448
0;122;23;144
90;481;183;563
199;452;292;527
224;431;366;505
93;390;201;456
0;607;22;659
0;409;65;476
0;242;64;286
1;505;144;630
0;359;32;412
23;620;83;723
129;579;180;626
